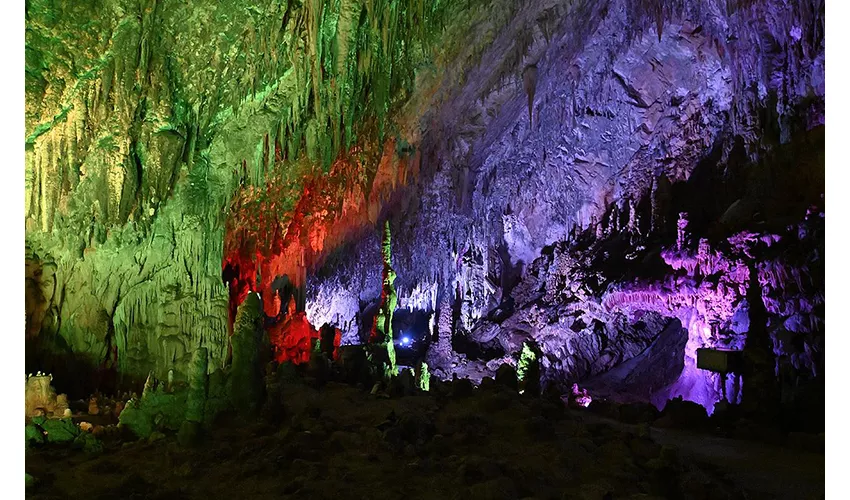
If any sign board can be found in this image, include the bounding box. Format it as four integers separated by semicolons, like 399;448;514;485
696;348;744;374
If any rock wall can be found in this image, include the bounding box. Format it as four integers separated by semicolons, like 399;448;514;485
25;0;466;392
303;0;825;410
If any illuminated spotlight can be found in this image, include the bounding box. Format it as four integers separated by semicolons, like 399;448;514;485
401;336;411;346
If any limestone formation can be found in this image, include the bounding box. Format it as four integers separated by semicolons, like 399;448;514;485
416;361;431;392
368;221;398;383
185;347;209;424
25;373;68;419
229;293;266;415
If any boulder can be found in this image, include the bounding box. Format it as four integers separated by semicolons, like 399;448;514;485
25;424;45;448
306;352;330;386
40;417;80;443
494;363;518;390
337;346;369;385
396;368;417;396
655;397;709;430
118;402;154;439
118;379;188;439
451;377;475;398
479;376;496;390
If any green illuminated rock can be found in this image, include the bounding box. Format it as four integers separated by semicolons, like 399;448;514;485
118;374;187;439
24;0;480;384
25;424;45;448
40;417;80;444
517;341;541;396
417;361;430;392
368;220;398;383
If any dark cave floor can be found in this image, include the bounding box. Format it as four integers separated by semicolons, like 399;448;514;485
579;412;824;499
25;381;824;500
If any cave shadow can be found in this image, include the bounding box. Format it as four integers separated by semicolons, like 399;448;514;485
26;336;148;401
26;252;148;400
583;124;824;288
357;300;435;366
582;318;688;405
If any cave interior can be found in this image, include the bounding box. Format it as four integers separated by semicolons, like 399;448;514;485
23;0;826;498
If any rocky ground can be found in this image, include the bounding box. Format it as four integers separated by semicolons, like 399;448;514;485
25;378;824;500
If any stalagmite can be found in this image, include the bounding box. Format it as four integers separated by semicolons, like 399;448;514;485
185;347;208;424
229;293;266;415
517;341;541;396
368;220;398;383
